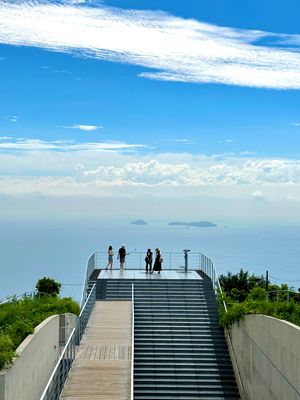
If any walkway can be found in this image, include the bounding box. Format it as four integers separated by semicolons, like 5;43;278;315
60;301;132;400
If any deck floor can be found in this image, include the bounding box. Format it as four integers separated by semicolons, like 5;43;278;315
60;301;131;400
99;269;202;280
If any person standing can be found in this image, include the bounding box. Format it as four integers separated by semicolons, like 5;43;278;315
106;245;114;270
145;248;153;273
118;244;127;270
151;248;162;274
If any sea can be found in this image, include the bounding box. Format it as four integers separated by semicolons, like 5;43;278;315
1;219;300;303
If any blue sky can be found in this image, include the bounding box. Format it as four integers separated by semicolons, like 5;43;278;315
0;0;300;221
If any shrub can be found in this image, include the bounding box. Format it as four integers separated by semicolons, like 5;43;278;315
36;277;61;297
0;333;15;368
219;286;300;329
219;269;265;301
0;296;79;369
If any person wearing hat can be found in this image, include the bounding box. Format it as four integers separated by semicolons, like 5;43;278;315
151;248;163;274
117;244;127;270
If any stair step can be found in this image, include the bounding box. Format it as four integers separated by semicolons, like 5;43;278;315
96;277;239;399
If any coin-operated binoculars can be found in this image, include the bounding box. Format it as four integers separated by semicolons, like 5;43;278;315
183;249;191;272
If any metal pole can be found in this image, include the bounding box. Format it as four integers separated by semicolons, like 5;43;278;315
266;270;269;291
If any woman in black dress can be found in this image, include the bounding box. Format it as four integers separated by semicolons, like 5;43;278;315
151;248;162;274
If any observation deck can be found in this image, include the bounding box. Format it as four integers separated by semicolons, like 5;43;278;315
40;251;240;400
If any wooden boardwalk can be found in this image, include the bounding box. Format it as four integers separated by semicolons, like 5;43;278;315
60;301;132;400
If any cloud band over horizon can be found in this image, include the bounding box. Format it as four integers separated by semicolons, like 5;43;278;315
1;1;300;89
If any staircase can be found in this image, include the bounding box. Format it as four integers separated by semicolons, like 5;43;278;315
98;277;240;400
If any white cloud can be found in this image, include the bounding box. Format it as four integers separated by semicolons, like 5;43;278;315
73;158;300;187
252;190;265;201
290;122;300;127
62;124;103;131
3;115;18;123
175;139;194;145
0;2;300;89
0;137;144;152
0;136;12;141
42;65;72;74
218;139;234;143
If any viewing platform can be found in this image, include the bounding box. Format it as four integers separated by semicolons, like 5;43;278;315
39;250;240;400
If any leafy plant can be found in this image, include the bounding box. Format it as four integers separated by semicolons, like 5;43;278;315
0;333;15;368
0;294;79;369
36;277;61;297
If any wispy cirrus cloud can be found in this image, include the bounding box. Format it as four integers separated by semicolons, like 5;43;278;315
3;115;18;123
175;139;194;145
0;137;144;152
290;122;300;127
62;124;103;131
0;1;300;89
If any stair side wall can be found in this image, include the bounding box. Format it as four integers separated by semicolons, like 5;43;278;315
230;314;300;400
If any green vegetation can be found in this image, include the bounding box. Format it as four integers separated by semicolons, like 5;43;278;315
0;282;80;369
219;269;300;328
36;277;62;297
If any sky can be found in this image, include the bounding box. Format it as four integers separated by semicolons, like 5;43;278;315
1;0;300;223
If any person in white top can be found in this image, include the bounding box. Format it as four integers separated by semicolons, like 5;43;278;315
106;245;114;270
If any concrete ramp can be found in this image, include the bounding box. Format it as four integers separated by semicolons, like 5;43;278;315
60;301;131;400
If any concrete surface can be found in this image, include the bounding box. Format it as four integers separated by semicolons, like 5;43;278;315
230;314;300;400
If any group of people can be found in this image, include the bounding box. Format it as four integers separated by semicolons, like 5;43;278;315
106;245;163;273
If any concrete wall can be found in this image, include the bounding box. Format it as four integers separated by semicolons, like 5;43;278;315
0;313;78;400
230;314;300;400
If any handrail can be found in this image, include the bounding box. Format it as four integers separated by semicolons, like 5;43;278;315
89;250;214;272
80;252;96;308
39;327;76;400
78;283;96;343
131;283;135;400
211;264;248;399
0;291;57;305
39;283;97;400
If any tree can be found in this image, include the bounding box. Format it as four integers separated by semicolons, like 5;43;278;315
35;277;61;297
219;269;265;302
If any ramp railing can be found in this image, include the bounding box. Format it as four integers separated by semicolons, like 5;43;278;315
40;284;96;400
131;283;135;400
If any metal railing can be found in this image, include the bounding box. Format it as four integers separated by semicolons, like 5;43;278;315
78;283;96;343
131;283;135;400
40;284;97;400
80;252;96;308
210;264;247;399
266;289;299;303
88;251;214;273
39;328;76;400
0;291;57;305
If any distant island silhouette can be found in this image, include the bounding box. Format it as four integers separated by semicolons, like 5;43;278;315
168;221;217;227
131;219;148;225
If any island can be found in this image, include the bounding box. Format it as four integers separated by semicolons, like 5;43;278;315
131;219;148;225
168;221;217;227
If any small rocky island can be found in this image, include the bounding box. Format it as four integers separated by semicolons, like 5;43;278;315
168;221;217;227
131;219;148;225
